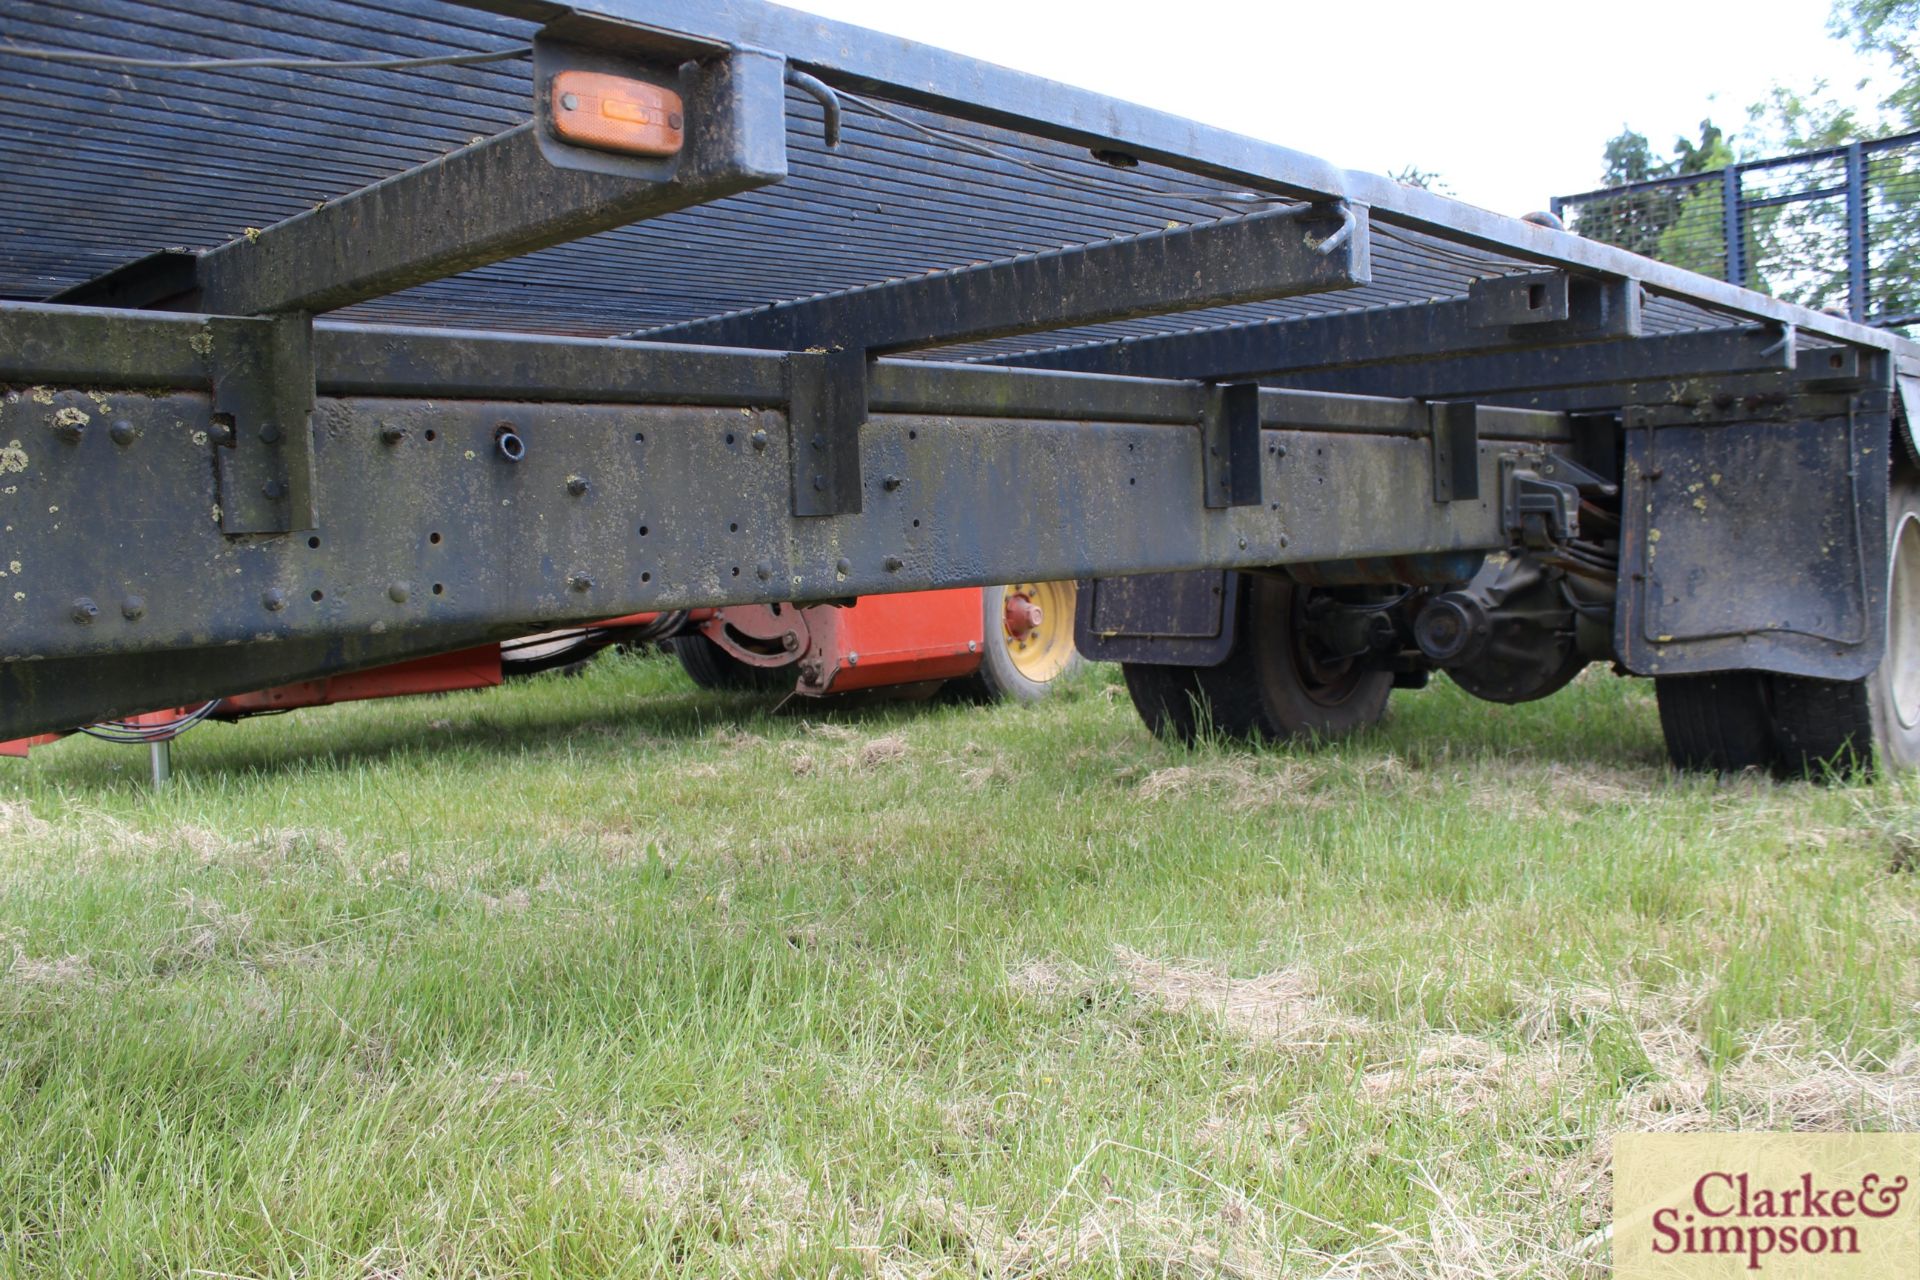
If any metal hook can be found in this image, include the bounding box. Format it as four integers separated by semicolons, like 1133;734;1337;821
1311;201;1356;256
785;68;842;150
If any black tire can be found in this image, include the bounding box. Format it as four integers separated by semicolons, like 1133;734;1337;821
1653;672;1776;772
952;582;1084;704
1121;574;1392;745
1768;676;1876;778
1767;475;1920;779
667;634;790;693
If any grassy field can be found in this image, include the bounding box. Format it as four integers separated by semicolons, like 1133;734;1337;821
2;652;1918;1278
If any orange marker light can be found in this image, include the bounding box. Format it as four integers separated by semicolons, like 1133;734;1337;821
549;70;685;157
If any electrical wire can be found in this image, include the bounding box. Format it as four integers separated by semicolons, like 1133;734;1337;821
0;43;532;72
77;700;222;744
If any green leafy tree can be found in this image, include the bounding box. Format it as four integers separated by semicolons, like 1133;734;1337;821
1741;1;1920;325
1580;2;1918;329
1571;121;1731;275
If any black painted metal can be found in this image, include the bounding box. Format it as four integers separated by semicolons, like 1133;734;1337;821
442;0;1909;350
194;51;785;316
976;277;1643;382
1073;571;1239;668
1280;325;1797;401
634;203;1367;353
209;313;319;532
1430;403;1480;503
0;383;1520;738
1616;385;1893;680
1202;383;1263;509
0;301;1576;439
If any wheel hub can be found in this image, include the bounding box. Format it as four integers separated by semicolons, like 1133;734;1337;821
1000;581;1078;683
1003;593;1044;639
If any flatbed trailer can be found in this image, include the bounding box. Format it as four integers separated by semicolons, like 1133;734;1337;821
3;0;1919;776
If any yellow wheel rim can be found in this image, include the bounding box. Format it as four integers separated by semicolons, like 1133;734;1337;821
1001;581;1079;683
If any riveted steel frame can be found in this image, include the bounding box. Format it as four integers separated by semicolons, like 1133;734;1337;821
0;301;1559;738
7;0;1920;742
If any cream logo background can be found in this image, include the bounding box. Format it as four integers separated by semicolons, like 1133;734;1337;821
1614;1134;1919;1278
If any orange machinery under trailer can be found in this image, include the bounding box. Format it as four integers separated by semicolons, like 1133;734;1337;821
0;584;1079;777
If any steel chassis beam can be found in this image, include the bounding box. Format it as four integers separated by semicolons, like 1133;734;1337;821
0;300;1563;740
1278;325;1798;401
632;203;1367;353
976;273;1643;381
634;203;1368;516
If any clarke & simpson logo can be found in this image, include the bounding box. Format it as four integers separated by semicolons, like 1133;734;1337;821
1614;1134;1919;1278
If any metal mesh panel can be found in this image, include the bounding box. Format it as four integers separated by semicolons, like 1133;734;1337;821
1560;173;1726;281
1868;144;1920;327
1557;132;1920;336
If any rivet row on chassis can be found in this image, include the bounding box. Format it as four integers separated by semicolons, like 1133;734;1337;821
2;0;1918;777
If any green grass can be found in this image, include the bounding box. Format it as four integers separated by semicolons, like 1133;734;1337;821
2;655;1917;1277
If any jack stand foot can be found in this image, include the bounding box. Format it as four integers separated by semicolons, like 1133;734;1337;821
149;738;171;788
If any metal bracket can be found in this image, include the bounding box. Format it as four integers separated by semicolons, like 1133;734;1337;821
210;313;317;534
1429;401;1479;502
1202;382;1263;508
1466;271;1570;327
1795;344;1883;390
1467;271;1643;342
786;347;867;517
1501;457;1581;549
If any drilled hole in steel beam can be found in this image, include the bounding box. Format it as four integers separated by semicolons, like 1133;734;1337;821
310;589;324;602
731;567;740;577
728;522;739;533
307;536;320;549
429;532;442;545
912;519;921;528
432;583;444;595
633;432;645;443
641;572;652;583
725;433;735;445
424;430;437;442
639;525;649;537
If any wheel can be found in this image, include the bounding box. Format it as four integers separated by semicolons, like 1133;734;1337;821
952;581;1084;703
1767;474;1920;778
667;634;790;693
1654;672;1776;772
1120;573;1392;745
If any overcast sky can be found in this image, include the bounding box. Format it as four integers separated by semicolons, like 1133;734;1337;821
779;0;1887;216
